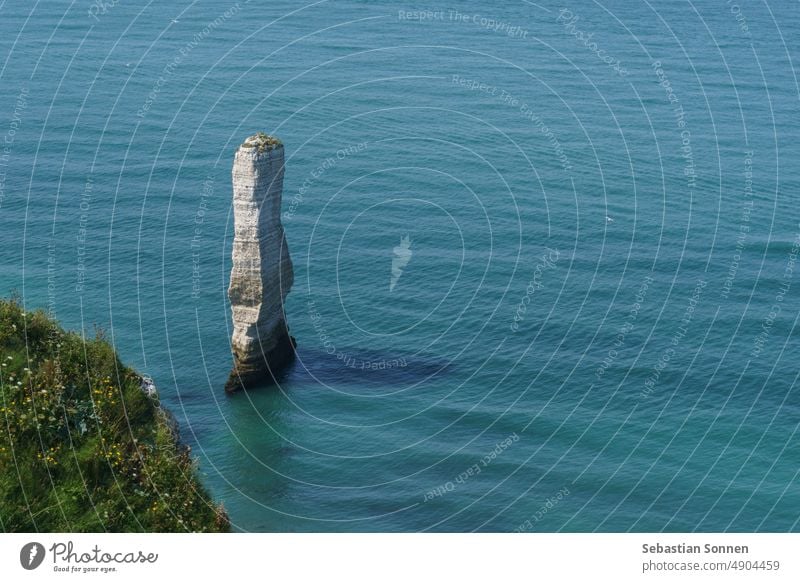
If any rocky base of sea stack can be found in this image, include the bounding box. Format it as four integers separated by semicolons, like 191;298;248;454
224;329;297;393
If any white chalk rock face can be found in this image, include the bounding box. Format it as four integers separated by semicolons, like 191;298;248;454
226;133;295;392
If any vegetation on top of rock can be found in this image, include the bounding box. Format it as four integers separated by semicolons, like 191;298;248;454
0;297;229;532
241;131;282;153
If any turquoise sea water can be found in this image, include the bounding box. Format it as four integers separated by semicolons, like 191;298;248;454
1;1;799;531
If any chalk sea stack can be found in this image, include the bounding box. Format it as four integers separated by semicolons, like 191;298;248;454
225;132;296;393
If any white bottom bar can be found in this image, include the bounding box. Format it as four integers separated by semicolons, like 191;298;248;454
1;533;797;581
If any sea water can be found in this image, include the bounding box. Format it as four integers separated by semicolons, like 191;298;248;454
1;1;798;531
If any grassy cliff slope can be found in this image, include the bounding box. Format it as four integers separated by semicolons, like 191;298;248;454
0;297;229;532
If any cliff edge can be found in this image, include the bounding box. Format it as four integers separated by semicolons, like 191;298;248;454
0;297;229;532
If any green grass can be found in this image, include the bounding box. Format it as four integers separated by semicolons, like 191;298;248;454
0;297;229;532
241;131;282;152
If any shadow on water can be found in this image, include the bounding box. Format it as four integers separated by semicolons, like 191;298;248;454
289;345;454;387
228;345;455;393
